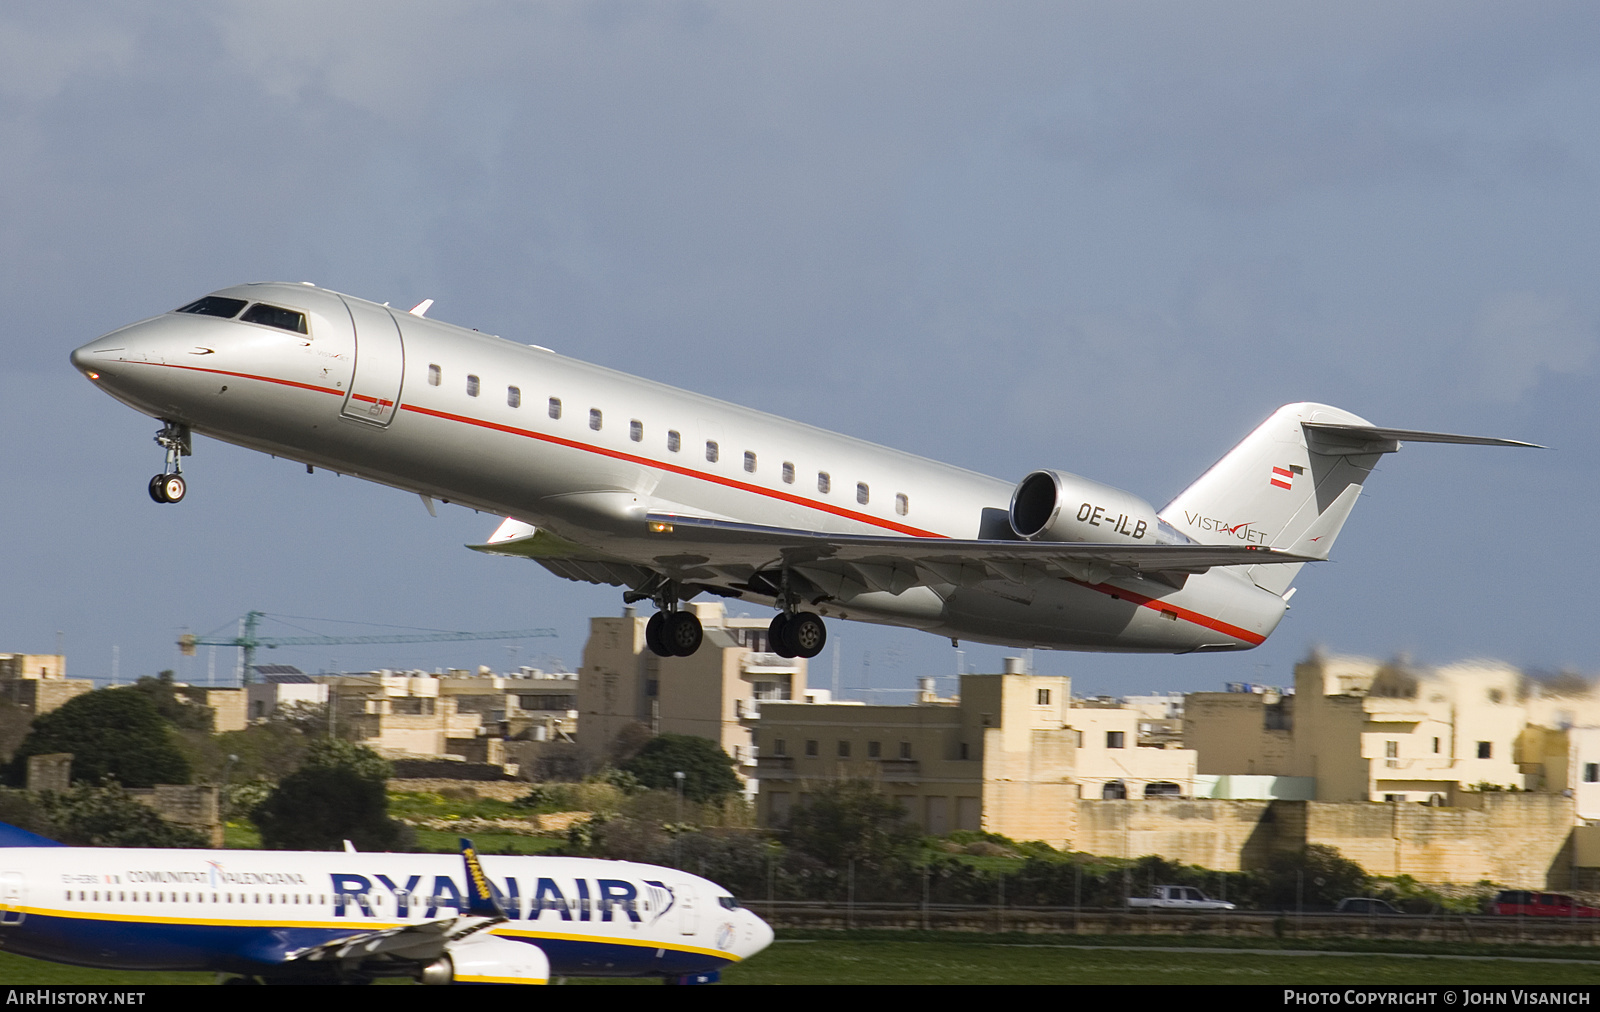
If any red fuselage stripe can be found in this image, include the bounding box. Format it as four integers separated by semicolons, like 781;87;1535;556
125;359;1256;644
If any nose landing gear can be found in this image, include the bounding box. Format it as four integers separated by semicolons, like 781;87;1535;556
148;420;191;504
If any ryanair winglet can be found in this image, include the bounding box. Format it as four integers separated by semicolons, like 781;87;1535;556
460;838;506;919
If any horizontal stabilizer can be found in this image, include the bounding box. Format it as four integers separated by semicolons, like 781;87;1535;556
1303;421;1543;451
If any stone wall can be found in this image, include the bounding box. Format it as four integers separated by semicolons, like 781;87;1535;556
1075;794;1579;887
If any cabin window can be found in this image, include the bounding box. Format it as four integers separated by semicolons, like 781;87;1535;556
589;408;602;431
507;385;521;408
548;397;562;419
744;451;757;473
782;462;795;484
817;472;831;494
706;441;719;463
667;430;681;452
176;295;247;318
427;364;441;386
856;482;869;505
630;419;643;442
466;374;480;397
896;493;909;516
240;302;309;334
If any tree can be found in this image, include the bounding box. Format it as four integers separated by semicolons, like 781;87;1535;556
620;734;743;803
251;739;412;851
1254;844;1368;911
127;671;214;731
7;688;190;788
37;781;207;848
785;779;920;867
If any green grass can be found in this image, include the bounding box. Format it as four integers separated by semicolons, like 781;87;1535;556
6;932;1600;986
409;829;567;854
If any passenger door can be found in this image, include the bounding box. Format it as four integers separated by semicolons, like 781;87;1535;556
339;297;405;427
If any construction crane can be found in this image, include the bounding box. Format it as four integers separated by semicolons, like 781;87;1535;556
178;611;558;685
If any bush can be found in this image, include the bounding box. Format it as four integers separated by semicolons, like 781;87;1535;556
251;740;411;851
8;688;190;788
620;734;744;803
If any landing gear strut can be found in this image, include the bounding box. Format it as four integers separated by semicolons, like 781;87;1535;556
148;420;191;504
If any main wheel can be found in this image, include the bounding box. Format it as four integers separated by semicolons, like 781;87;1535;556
644;612;671;657
161;473;187;503
768;613;796;658
148;474;168;503
666;612;703;657
788;612;827;659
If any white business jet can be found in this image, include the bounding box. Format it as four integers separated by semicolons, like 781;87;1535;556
0;823;771;984
70;284;1537;661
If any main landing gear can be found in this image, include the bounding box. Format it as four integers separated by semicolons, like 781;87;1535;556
645;610;703;658
148;420;191;504
769;610;826;659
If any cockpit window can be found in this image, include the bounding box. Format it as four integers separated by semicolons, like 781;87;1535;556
717;896;741;910
239;302;309;334
176;296;247;319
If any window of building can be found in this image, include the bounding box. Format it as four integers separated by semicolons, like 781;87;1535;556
744;450;757;473
667;430;681;452
895;493;908;516
427;364;441;386
868;741;881;758
466;374;480;397
774;739;787;757
507;385;520;408
1586;763;1599;784
629;419;643;442
1384;793;1404;803
1385;740;1399;758
645;679;658;698
899;741;911;759
959;742;969;760
782;462;795;484
548;397;561;419
1433;737;1441;754
837;740;851;758
589;408;602;431
1106;731;1125;749
1477;741;1493;759
706;440;719;463
818;472;831;494
1037;688;1051;705
805;739;818;757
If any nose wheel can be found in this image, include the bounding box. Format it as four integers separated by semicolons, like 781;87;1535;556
148;420;191;505
148;473;186;504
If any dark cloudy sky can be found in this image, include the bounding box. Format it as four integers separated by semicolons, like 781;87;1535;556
3;2;1596;698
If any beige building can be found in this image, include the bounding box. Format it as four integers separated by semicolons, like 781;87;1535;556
0;653;91;714
1186;653;1600;805
577;601;807;786
247;665;579;771
753;667;1197;847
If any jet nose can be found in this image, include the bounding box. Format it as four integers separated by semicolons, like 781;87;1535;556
745;910;775;957
71;336;118;379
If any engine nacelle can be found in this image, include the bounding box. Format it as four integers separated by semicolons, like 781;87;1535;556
1009;469;1160;544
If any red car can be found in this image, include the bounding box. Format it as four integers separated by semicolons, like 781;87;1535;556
1492;891;1600;917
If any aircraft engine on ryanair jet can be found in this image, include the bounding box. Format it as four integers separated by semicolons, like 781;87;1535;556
1008;469;1163;544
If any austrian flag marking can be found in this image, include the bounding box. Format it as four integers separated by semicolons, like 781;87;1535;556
1270;464;1304;490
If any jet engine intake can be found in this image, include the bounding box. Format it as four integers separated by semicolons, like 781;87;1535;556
1009;469;1160;544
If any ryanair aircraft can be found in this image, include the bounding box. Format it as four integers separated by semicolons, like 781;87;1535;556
70;284;1537;661
0;823;771;984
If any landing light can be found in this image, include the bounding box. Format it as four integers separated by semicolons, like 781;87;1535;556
649;521;674;534
86;372;100;380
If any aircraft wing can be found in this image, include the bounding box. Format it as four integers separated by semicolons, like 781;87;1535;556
470;512;1314;599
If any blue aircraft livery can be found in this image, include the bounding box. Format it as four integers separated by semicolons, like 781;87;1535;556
0;826;772;984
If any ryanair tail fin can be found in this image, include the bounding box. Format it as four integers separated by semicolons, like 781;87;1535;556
1159;403;1540;596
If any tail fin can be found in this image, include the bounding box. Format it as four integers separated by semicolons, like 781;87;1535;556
1158;403;1540;596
